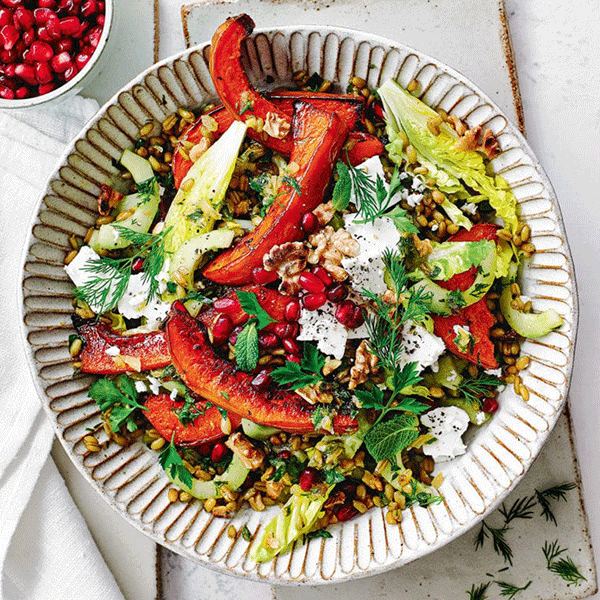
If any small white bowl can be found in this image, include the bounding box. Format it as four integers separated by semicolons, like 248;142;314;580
0;0;114;110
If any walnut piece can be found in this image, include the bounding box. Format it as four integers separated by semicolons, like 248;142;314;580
349;340;379;390
225;432;265;470
263;241;308;294
296;383;334;405
265;480;284;500
189;137;211;162
307;226;360;281
412;234;434;258
313;201;336;226
454;125;501;158
97;185;123;216
263;111;291;139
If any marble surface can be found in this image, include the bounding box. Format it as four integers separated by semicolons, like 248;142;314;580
504;2;600;597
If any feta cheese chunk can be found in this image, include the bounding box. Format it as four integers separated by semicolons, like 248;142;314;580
421;406;470;462
398;321;445;373
64;246;119;313
342;214;401;295
297;301;368;360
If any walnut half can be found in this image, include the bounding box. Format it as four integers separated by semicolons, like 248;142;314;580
307;226;360;281
349;340;379;390
225;432;265;470
263;241;309;294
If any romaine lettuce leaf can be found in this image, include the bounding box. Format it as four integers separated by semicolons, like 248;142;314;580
379;79;518;232
440;199;473;231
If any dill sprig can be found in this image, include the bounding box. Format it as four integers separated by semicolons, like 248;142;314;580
136;176;158;204
496;581;532;599
543;540;586;585
74;225;170;314
498;495;537;525
467;582;491;600
535;482;576;525
475;521;514;565
457;373;503;406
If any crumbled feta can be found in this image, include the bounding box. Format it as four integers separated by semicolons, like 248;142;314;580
405;192;423;208
135;380;148;393
475;411;487;425
105;345;120;356
169;387;178;401
452;324;474;353
421;406;470;462
117;258;171;330
462;202;477;215
297;301;368;360
342;214;401;295
64;246;119;313
398;321;446;373
147;376;161;395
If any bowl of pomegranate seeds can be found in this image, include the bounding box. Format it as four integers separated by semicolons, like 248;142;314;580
0;0;113;107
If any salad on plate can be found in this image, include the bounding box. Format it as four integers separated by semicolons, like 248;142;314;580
64;14;564;561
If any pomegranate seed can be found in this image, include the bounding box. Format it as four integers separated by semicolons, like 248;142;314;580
56;37;73;53
21;26;34;46
273;322;299;339
0;9;12;28
210;442;228;464
13;6;33;30
0;73;15;89
38;81;56;94
213;296;239;316
14;62;36;84
50;50;70;72
58;15;79;34
258;331;279;349
45;17;61;38
337;504;359;522
15;84;28;98
0;46;16;62
86;23;101;47
251;266;278;285
338;480;357;495
34;8;56;24
63;62;77;80
98;1;104;11
131;257;144;273
2;0;22;8
299;467;320;491
300;211;318;234
80;0;97;17
251;370;273;392
29;40;53;61
74;49;89;69
95;13;103;25
326;282;349;303
228;325;244;346
211;314;233;346
57;0;76;15
172;299;188;313
284;299;301;322
335;300;364;329
286;353;302;364
71;19;87;38
34;60;52;83
38;0;57;7
4;62;15;76
482;398;499;414
312;265;332;287
299;271;325;294
282;338;301;355
1;24;19;50
0;83;15;99
277;450;291;459
302;292;327;311
36;25;51;41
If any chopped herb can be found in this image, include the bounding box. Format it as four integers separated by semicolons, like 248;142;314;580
88;375;147;433
447;288;467;312
331;161;352;211
235;321;259;372
235;290;277;329
457;373;503;406
323;468;345;485
239;99;253;115
185;290;213;304
158;433;193;488
269;455;304;483
305;529;333;541
136;176;158;204
282;175;302;195
176;392;204;426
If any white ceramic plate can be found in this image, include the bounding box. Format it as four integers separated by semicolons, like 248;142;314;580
20;25;577;584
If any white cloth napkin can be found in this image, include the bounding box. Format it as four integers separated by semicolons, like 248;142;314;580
0;96;126;600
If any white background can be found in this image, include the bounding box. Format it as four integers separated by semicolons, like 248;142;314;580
505;0;600;594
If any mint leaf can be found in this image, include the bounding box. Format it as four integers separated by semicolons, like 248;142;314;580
235;321;259;371
158;434;193;488
332;161;352;210
364;414;420;462
235;290;277;329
